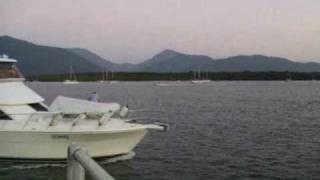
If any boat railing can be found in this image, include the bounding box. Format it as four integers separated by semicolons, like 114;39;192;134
1;112;92;129
6;109;167;119
67;143;115;180
2;110;168;130
98;113;112;126
6;111;62;116
71;113;87;128
0;112;60;129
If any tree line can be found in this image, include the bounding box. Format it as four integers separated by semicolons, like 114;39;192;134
27;71;320;81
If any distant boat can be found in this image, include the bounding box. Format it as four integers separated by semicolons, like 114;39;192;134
285;72;292;82
191;67;211;84
64;66;79;84
191;79;211;84
63;80;79;84
99;70;108;83
109;71;119;84
155;81;189;87
109;80;120;84
155;83;172;87
311;74;317;82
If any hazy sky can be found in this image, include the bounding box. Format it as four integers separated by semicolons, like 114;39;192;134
1;0;319;63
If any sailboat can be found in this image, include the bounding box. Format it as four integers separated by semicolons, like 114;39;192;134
99;70;108;83
311;74;317;82
64;66;79;84
285;71;292;82
109;71;119;84
191;67;211;84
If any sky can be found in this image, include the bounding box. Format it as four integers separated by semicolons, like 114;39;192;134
0;0;319;63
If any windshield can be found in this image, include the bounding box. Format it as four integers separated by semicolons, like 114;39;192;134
0;63;22;79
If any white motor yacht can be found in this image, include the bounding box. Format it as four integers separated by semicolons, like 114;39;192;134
0;55;166;160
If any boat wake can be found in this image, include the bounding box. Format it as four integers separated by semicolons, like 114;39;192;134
0;151;136;171
0;163;66;171
100;151;136;164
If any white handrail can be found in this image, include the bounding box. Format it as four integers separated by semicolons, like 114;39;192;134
6;111;61;116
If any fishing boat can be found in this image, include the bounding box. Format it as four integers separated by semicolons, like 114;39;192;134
63;66;79;84
0;55;167;160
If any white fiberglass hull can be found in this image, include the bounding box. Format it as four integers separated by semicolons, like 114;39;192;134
191;80;211;84
0;129;147;160
63;81;79;85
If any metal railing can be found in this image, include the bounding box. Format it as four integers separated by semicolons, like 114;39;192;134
67;144;115;180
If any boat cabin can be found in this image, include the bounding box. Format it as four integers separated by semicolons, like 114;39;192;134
0;55;22;80
0;55;131;131
0;55;48;128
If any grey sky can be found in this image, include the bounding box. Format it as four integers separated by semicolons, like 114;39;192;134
1;0;319;63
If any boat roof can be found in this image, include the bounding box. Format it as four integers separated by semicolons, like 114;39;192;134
0;55;17;63
0;81;44;105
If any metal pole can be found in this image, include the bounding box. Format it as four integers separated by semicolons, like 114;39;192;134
73;149;115;180
67;144;114;180
67;144;85;180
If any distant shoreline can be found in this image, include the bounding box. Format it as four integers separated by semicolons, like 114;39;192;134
26;71;320;81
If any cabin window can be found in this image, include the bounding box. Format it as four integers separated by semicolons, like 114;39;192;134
0;110;12;120
0;63;22;79
29;103;48;112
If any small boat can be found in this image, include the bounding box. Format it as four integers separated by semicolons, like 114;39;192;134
191;80;211;84
63;66;79;84
108;71;120;84
155;81;189;87
191;67;211;84
0;55;167;160
98;70;108;83
63;80;79;84
109;80;120;84
156;83;176;87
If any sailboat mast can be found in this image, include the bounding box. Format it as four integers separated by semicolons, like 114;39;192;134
69;66;73;80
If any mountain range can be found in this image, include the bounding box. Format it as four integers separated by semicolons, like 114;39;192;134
0;35;319;76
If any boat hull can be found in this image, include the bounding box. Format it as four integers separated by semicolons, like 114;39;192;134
63;81;79;85
191;80;211;84
0;129;147;160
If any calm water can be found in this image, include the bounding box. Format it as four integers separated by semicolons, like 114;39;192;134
1;81;320;180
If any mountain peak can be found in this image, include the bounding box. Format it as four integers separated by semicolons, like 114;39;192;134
0;35;20;42
151;49;181;61
0;35;13;39
160;49;180;55
0;35;38;47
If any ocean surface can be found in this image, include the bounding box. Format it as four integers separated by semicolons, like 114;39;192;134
1;81;320;180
